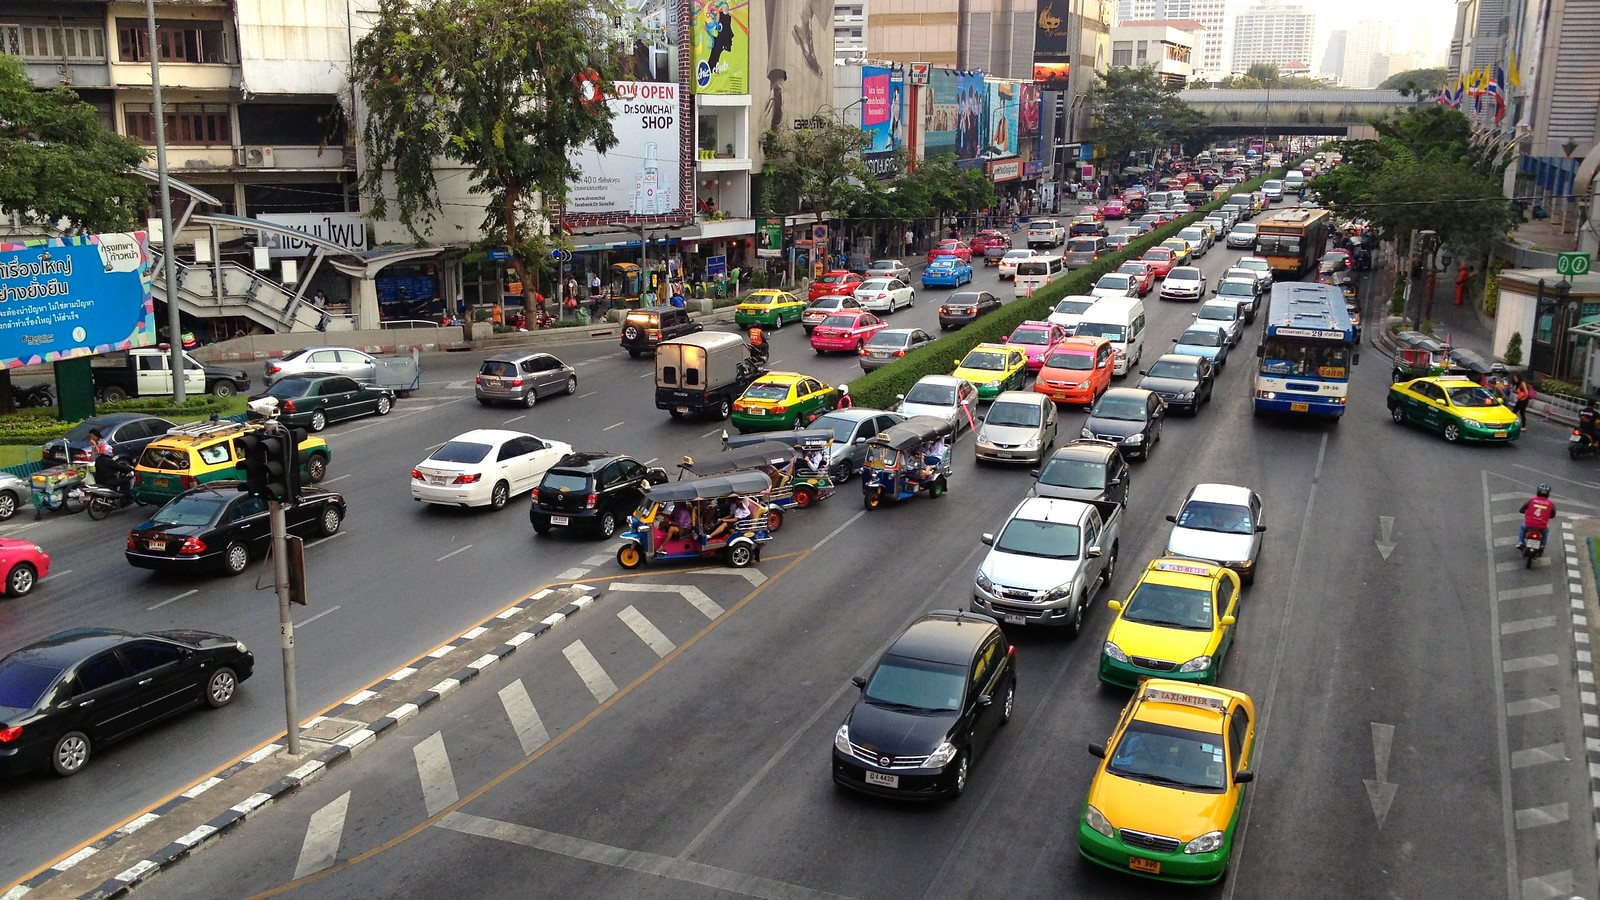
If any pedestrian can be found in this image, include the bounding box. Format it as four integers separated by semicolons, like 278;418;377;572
490;302;504;326
1512;374;1533;426
589;271;602;300
904;227;914;257
312;289;328;332
1455;263;1472;306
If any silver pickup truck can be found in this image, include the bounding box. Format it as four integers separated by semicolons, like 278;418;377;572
971;496;1121;636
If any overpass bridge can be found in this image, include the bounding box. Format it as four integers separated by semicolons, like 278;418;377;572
1177;89;1420;140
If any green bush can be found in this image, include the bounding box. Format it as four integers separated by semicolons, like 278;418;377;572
1503;331;1523;367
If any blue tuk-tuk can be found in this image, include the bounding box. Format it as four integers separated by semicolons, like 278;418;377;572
861;416;953;510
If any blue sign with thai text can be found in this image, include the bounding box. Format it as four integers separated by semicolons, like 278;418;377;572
706;255;727;277
0;233;155;368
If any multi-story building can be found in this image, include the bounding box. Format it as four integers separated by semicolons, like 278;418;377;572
1112;0;1226;79
1110;19;1201;87
834;0;867;61
1228;0;1314;75
867;0;1034;78
1320;29;1347;80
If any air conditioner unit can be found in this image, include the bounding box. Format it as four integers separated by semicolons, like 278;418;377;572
240;146;276;168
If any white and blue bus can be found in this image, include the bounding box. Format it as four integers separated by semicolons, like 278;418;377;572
1253;282;1357;418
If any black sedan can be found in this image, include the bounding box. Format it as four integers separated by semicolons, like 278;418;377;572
39;413;176;466
0;627;254;776
126;485;346;576
250;374;394;432
937;290;1002;330
1137;354;1215;415
1080;387;1165;459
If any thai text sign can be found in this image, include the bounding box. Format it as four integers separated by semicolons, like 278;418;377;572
256;213;369;258
0;233;156;368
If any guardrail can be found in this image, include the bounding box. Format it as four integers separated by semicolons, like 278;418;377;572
380;319;445;330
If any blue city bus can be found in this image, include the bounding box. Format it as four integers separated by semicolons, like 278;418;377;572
1252;282;1358;418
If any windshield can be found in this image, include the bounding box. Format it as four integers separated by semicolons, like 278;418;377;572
1092;395;1148;421
818;274;852;285
1198;305;1235;322
1007;329;1050;346
266;378;314;398
1260;338;1351;378
744;383;792;401
961;351;1007;370
1097;275;1131;290
1107;721;1228;791
1175;499;1253;534
1146;359;1197;379
820;315;858;328
1121;581;1215;630
995;517;1080;559
1448;385;1501;407
1142;251;1172;263
864;655;966;712
1256;234;1303;256
1179;230;1204;242
152;494;224;527
429;440;490;464
812;414;864;444
1178;329;1224;348
905;382;956;405
1078;322;1127;342
1044;351;1093;370
1264;180;1284;191
0;658;64;710
868;262;897;272
1039;456;1105;489
1003;250;1032;260
1168;271;1201;283
1054;298;1095;315
986;401;1042;428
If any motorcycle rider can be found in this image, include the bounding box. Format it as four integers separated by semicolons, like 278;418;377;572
1581;400;1598;449
1519;484;1556;549
91;439;132;507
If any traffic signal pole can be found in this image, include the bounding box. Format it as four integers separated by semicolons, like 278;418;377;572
237;417;306;755
270;488;300;755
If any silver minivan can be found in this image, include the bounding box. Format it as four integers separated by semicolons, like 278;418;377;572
1064;236;1106;270
475;351;578;408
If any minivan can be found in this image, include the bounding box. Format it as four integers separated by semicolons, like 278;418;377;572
1071;296;1147;377
1015;255;1066;296
1064;237;1106;270
475;351;578;408
1284;170;1306;192
1262;179;1284;200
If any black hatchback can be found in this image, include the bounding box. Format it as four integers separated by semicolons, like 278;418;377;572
833;610;1016;800
0;627;254;776
530;453;668;539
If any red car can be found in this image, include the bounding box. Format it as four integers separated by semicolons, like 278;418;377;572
1140;247;1177;278
809;270;863;302
1102;200;1127;220
969;230;1008;254
927;240;972;264
1116;261;1156;297
1122;193;1148;213
1079;206;1104;222
1005;320;1071;372
0;537;50;596
810;310;887;355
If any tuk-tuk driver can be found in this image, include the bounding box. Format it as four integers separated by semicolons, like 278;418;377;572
800;445;826;473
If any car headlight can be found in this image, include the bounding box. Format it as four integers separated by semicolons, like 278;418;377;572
1103;641;1128;662
984;380;1001;389
1124;433;1144;444
1185;830;1226;854
1040;584;1074;604
1178;655;1213;673
925;740;958;769
975;570;994;592
1081;427;1095;439
234;641;249;653
834;723;852;755
1022;435;1039;448
1178;391;1195;401
1084;805;1115;839
1464;418;1489;429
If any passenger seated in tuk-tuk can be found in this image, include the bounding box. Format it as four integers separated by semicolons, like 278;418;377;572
660;502;694;554
799;445;827;474
707;493;757;543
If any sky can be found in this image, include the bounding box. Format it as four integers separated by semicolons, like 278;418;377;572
1309;0;1458;67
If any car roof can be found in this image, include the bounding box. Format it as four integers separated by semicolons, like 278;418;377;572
485;350;558;363
1154;353;1203;365
292;346;368;356
886;610;999;663
2;628;142;668
1012;495;1092;524
550;451;623;471
1049;439;1119;461
441;429;531;444
84;412;158;427
753;372;806;385
1184;482;1255;505
913;374;964;387
1130;680;1244;732
814;407;894;423
990;390;1047;406
1102;387;1153;401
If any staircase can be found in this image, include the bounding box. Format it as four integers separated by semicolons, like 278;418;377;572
152;254;327;335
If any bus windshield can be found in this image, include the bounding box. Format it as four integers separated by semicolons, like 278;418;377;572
1259;338;1351;379
1256;234;1302;256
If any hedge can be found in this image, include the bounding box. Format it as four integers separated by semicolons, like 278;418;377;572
848;168;1284;410
0;395;242;446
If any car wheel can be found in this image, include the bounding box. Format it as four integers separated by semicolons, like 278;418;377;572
908;292;916;308
814;347;825;355
770;316;781;331
1442;421;1461;443
205;667;238;708
1000;682;1015;724
51;731;90;776
835;460;854;483
1391;405;1405;424
309;410;327;432
211;381;237;397
376;395;393;416
593;510;617;539
628;349;641;359
950;752;969;798
727;543;754;568
0;490;17;521
6;562;36;597
318;505;343;536
101;385;128;403
864;488;883;510
306;454;328;483
718;399;731;420
222;542;250;575
489;481;511;510
565;376;578;395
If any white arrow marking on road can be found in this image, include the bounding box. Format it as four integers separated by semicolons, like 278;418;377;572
1363;722;1398;827
563;640;618;703
607;582;724;619
1375;516;1395;560
293;791;350;878
413;731;459;816
497;679;549;756
689;567;767;586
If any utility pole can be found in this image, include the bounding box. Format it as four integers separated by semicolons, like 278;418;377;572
145;0;184;403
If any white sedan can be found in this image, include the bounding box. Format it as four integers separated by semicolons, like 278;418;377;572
997;249;1034;279
853;277;915;313
411;429;572;510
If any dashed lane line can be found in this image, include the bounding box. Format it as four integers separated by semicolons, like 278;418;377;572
617;606;674;658
147;589;198;611
436;545;473;562
294;606;341;628
412;732;459;817
496;679;549;757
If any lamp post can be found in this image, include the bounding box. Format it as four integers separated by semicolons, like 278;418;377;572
1536;276;1577;378
145;0;185;404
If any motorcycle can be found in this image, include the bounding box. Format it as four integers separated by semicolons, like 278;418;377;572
1521;528;1546;569
1569;428;1599;459
16;383;54;408
85;459;136;520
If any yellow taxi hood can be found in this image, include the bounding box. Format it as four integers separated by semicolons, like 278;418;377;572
1457;403;1518;427
1107;618;1217;663
1088;771;1234;841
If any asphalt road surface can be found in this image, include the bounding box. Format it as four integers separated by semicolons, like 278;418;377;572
4;212;1596;899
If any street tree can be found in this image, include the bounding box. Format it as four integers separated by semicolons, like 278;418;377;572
1245;62;1282;88
0;55;148;233
760;113;875;225
350;0;624;297
1086;67;1212;174
1379;67;1451;97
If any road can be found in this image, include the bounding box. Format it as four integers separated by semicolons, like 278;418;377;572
5;209;1596;899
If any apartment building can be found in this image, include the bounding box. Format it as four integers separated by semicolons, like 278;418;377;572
1110;18;1201;86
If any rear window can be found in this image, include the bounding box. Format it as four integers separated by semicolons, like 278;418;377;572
480;361;517;378
0;657;64;710
139;445;191;472
541;470;592;492
1068;239;1099;253
150;494;227;527
429;440;491;464
1017;261;1054;276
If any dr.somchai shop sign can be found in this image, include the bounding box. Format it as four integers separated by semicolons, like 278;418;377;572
0;233;156;368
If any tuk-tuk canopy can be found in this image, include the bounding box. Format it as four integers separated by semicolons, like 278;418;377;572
871;415;953;452
787;428;836;449
689;441;794;476
722;429;833;452
643;470;772;503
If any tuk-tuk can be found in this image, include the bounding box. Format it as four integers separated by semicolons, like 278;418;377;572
861;416;954;510
1329;270;1358;302
720;429;837;511
616;470;775;569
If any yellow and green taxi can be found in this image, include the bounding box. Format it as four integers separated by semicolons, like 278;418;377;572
1387;376;1520;443
1158;239;1193;267
731;371;838;433
132;420;331;505
951;343;1028;401
733;290;806;328
1099;557;1240;688
1078;680;1257;884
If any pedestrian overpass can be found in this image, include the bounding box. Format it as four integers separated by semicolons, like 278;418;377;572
1177;89;1419;140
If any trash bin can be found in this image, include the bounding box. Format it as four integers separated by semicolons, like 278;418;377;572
714;281;727;298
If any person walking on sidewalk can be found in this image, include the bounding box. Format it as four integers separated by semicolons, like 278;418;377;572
1512;375;1533;426
904;227;914;257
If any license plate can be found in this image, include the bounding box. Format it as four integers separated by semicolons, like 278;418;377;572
1290;402;1309;412
1493;430;1507;437
675;406;688;414
155;477;170;488
1527;538;1544;550
1129;858;1161;874
864;771;899;788
1003;614;1026;625
551;516;569;526
147;540;166;552
749;407;766;415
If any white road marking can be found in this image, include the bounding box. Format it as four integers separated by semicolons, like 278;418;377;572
322;474;352;483
436;545;473;562
147;589;198;611
305;530;347;547
1510;744;1567;768
638;371;653;378
1505;694;1560;716
556;567;592;580
582;552;613;566
617;606;674;657
38;568;73;583
1521;871;1575;899
694;567;767;586
602;421;624;431
1501;616;1557;635
502;415;526;424
701;428;724;438
1503;654;1559;673
293;791;350;878
578;391;598;399
1497;584;1554;602
496;679;549;757
412;731;459;816
295;605;341;628
1514;803;1569;830
607;582;723;619
562;640;618;703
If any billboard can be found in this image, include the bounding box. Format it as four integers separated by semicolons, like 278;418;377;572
1018;83;1042;138
986;81;1019;157
889;73;905;150
566;81;684;217
925;68;959;158
1034;61;1071;90
956;71;985;160
862;65;892;152
255;213;368;258
620;0;681;84
0;233;156;368
691;0;748;94
1034;1;1071;58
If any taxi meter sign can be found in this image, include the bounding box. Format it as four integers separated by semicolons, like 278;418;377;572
1153;560;1212;577
1142;686;1228;713
1557;252;1591;277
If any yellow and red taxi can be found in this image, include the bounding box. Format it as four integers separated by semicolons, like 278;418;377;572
809;270;864;302
1078;680;1257;884
927;239;972;264
730;372;838;433
1035;336;1114;407
1004;320;1070;373
1140;247;1177;278
1099;558;1241;688
809;310;887;355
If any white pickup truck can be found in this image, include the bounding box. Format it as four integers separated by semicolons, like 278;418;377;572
971;496;1121;636
1026;219;1066;249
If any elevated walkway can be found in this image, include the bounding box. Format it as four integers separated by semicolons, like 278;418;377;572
1177;89;1416;137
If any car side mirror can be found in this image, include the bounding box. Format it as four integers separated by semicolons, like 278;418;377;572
1108;599;1124;612
980;532;994;546
1029;469;1040;478
851;675;866;690
1255;345;1264;358
1108;478;1122;487
1088;742;1107;759
1256;524;1267;533
1088;545;1103;558
854;436;867;445
1234;769;1255;784
976;694;992;707
1221;614;1237;626
895;393;906;401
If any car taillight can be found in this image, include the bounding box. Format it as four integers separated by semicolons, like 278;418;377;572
511;378;524;387
773;405;787;414
178;537;206;555
452;473;481;484
72;449;92;462
893;350;906;357
475;375;484;385
126;533;137;550
585;492;598;510
267;363;281;374
180;475;196;490
283;399;297;412
0;724;21;743
859;347;869;356
966;307;977;314
411;468;424;480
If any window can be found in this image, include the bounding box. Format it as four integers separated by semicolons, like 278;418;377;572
6;23;107;61
197;443;231;465
232;496;267;520
138;354;166;371
124;104;231;145
73;653;129;693
121;641;182;675
969;638;999;694
116;18;228;64
1228;706;1250;765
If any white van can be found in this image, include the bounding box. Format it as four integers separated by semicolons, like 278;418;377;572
1014;255;1066;297
1073;296;1147;376
1284;170;1306;191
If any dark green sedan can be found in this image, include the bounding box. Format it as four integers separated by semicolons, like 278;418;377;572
251;374;394;432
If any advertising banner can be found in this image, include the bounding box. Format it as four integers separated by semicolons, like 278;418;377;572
0;233;156;368
1033;61;1071;90
256;213;368;258
620;0;681;84
756;217;782;257
986;81;1019;157
1018;83;1042;138
956;71;985;160
1034;1;1071;58
862;65;892;152
889;73;906;151
989;159;1022;181
925;68;959;159
691;0;748;93
566;81;683;217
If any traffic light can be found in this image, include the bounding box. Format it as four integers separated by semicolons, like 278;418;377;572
236;433;267;497
236;430;296;502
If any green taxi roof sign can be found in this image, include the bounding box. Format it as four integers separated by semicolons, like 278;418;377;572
1557;252;1591;277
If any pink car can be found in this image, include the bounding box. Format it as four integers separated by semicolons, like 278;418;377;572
0;537;50;596
1004;320;1070;372
809;310;887;355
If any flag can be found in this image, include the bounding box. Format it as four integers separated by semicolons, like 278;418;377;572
1435;87;1452;106
1494;90;1506;122
1508;50;1521;89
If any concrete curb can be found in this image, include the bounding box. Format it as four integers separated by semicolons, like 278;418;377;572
1563;519;1600;849
2;583;603;900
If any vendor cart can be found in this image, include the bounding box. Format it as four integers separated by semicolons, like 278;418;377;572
372;347;423;398
31;464;88;517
